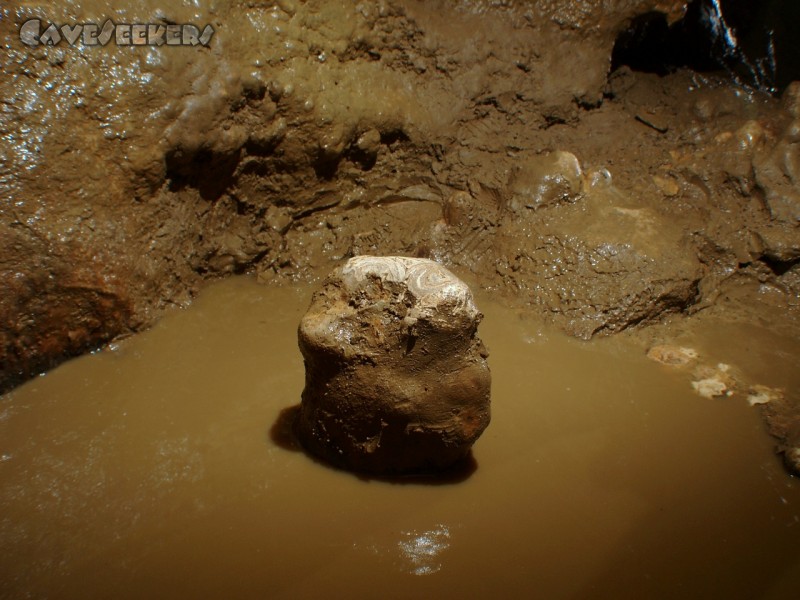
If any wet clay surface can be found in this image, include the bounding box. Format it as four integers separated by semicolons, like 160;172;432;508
0;0;742;391
1;276;799;599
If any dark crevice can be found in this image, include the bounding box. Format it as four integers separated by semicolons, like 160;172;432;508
379;129;411;147
611;0;800;94
760;255;800;277
611;5;722;76
312;154;342;180
165;148;240;200
346;146;378;171
228;192;250;216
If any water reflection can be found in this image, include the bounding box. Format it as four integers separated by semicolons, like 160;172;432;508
397;524;452;576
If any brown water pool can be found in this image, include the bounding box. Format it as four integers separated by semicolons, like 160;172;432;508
1;276;799;599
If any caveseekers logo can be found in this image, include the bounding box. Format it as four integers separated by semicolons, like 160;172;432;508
19;19;215;47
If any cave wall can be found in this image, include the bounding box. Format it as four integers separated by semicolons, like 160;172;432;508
3;0;798;392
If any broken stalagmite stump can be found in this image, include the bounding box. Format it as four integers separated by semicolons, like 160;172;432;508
295;256;491;474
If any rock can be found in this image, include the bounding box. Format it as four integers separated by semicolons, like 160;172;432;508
754;135;800;226
783;81;800;119
295;256;491;474
734;120;765;151
0;228;132;393
691;377;730;399
760;392;800;476
500;177;704;338
747;385;783;407
355;128;382;157
646;344;698;366
789;448;800;475
442;190;473;227
508;151;583;211
652;175;680;197
691;363;736;399
693;97;717;121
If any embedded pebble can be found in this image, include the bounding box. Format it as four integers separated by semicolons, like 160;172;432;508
508;150;583;211
692;377;731;399
646;344;698;366
691;363;735;398
653;175;680;197
747;385;784;407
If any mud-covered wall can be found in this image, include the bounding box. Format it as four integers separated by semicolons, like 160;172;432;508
1;0;799;393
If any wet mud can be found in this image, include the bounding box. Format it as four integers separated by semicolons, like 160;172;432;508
1;276;799;599
2;1;799;464
3;0;792;385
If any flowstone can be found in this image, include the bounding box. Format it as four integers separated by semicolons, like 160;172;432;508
295;256;491;474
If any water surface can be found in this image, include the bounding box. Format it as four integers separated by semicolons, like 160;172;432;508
1;276;798;599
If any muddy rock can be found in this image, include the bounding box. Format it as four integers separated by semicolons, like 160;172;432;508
752;116;800;229
760;393;800;476
691;363;736;399
295;256;491;474
783;81;800;119
646;344;698;366
0;227;132;391
499;172;704;338
508;151;583;211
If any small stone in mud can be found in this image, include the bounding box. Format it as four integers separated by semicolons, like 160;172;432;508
691;363;735;399
790;448;800;474
355;128;381;155
295;256;491;475
747;385;783;407
692;377;731;399
760;391;800;476
652;175;680;197
508;150;583;211
646;344;698;366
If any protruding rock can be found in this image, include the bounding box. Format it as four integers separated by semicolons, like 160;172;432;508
747;385;783;407
295;256;491;474
782;81;800;119
508;151;583;211
760;392;800;477
691;363;736;399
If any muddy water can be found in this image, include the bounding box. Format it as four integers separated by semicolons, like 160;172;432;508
1;277;799;599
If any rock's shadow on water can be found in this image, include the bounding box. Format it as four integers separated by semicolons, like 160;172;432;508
269;405;305;451
269;404;478;485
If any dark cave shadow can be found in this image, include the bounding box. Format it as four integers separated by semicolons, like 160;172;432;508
268;404;478;486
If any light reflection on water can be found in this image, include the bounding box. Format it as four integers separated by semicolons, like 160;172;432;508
397;524;452;575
